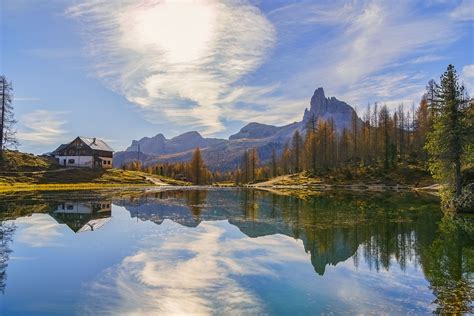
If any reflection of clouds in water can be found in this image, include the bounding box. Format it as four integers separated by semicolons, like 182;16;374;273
83;220;309;315
329;252;434;313
14;214;63;248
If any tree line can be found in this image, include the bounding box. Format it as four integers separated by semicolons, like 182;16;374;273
123;147;214;185
236;101;430;182
236;65;472;202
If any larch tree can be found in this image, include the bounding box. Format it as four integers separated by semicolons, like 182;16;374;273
291;130;302;173
414;96;431;160
271;147;278;177
191;147;206;185
0;76;18;155
379;105;394;169
241;150;249;183
351;109;359;160
249;148;259;182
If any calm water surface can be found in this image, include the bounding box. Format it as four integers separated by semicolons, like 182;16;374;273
0;188;472;314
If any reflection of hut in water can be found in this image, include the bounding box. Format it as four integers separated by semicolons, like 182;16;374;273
51;201;112;233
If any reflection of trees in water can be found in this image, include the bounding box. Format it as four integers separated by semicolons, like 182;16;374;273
241;189;259;220
184;190;208;219
4;189;470;311
0;221;15;295
420;217;473;314
256;191;472;313
254;192;440;275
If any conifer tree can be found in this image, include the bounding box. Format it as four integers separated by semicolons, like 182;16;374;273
425;65;469;198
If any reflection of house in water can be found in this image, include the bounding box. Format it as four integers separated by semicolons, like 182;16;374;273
51;201;112;233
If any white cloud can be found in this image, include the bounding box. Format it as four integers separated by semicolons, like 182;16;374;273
450;0;474;21
15;214;64;248
14;97;41;102
81;220;308;314
67;0;276;135
409;55;445;64
462;64;474;94
463;64;474;78
270;1;460;109
340;72;425;112
17;110;68;145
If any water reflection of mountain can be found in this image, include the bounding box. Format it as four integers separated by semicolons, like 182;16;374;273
116;189;442;275
1;189;472;312
115;189;473;313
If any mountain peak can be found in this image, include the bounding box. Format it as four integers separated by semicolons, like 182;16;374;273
229;122;279;140
171;131;203;141
312;87;326;101
303;87;359;131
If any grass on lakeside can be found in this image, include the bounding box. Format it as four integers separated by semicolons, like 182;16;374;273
248;164;437;188
0;182;155;193
0;150;57;171
0;169;190;191
0;150;190;190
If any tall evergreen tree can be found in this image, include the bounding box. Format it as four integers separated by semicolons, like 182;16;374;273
425;65;469;198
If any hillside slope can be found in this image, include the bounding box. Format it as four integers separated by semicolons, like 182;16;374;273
0;150;187;191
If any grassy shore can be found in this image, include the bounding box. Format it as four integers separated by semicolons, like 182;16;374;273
0;150;438;193
248;164;437;192
0;168;189;192
0;150;189;192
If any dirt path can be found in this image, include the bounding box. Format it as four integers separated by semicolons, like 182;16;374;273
144;176;169;186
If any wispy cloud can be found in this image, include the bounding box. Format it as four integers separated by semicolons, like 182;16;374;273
450;0;474;21
15;214;64;248
463;64;474;78
82;220;308;314
67;0;276;135
65;0;470;136
17;110;69;145
14;97;41;102
409;55;445;65
462;64;474;94
270;0;462;108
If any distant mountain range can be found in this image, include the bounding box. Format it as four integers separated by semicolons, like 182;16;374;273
113;87;359;170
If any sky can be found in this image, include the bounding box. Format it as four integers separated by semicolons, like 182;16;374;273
1;0;473;154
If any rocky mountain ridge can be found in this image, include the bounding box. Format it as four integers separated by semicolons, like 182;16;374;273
113;88;360;170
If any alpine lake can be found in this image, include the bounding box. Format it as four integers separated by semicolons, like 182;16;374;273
0;187;472;315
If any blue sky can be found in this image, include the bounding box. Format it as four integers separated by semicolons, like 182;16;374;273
1;0;473;154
